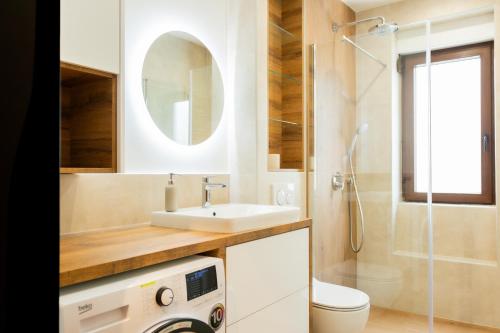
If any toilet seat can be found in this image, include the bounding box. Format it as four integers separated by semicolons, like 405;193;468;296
314;302;369;312
313;278;370;311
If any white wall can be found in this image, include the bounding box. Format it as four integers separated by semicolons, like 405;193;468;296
227;0;259;203
122;0;229;173
61;0;120;73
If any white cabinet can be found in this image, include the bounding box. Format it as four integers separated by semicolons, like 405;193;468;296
226;228;309;331
61;0;120;73
226;288;309;333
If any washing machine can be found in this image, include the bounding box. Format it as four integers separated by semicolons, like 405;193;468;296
60;256;225;333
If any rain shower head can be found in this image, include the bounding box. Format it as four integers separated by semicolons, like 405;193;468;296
368;21;399;35
332;16;398;36
334;16;397;68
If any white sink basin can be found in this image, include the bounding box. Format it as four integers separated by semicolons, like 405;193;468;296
151;203;301;233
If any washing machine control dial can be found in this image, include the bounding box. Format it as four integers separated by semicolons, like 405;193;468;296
156;287;174;306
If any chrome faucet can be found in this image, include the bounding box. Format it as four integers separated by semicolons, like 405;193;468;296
202;176;226;208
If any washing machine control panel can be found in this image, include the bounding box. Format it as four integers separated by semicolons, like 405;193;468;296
140;260;225;319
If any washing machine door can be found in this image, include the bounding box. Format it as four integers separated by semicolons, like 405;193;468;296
145;318;215;333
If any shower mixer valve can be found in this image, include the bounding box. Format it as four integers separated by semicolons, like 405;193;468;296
332;172;345;191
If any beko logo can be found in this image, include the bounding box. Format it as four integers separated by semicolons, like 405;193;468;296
78;303;93;315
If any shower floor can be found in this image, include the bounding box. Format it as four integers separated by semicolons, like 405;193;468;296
364;307;500;333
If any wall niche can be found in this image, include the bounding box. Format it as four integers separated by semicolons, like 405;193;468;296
268;0;304;171
60;62;117;173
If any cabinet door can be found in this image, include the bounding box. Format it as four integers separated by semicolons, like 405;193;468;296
61;0;120;73
226;228;309;325
226;287;309;333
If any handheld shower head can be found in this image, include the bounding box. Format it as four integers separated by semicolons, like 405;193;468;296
348;123;368;158
356;122;369;135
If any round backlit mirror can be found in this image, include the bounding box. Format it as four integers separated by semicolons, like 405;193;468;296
142;31;224;145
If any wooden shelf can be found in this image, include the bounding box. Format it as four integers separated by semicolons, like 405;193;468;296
269;168;304;172
269;22;299;43
60;167;115;174
270;117;302;127
60;62;117;173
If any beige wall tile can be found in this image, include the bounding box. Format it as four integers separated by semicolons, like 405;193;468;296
60;174;229;234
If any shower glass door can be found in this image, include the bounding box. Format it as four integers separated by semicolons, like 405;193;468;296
310;19;433;332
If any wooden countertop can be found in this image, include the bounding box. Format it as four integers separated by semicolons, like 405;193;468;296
60;219;311;287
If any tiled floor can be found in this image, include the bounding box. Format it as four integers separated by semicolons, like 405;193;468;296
364;307;500;333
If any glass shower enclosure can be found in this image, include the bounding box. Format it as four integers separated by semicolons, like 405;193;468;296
308;4;499;332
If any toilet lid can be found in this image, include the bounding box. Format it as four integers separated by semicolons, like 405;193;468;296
313;278;369;310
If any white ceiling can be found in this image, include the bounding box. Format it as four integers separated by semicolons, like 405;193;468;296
342;0;404;12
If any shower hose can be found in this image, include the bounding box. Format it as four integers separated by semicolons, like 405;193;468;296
348;153;365;253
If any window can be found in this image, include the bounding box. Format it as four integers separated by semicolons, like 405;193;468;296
401;42;495;204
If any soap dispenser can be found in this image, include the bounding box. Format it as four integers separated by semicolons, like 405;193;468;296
165;173;178;212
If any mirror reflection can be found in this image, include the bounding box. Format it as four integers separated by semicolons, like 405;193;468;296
142;31;224;145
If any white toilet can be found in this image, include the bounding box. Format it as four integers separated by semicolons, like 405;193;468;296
331;260;402;308
312;278;370;333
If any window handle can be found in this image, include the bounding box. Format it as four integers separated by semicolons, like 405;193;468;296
482;134;489;152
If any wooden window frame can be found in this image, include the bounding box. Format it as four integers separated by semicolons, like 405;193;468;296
401;41;495;205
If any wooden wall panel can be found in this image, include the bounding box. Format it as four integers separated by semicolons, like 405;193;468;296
268;0;283;156
70;80;113;168
61;86;72;167
281;0;303;169
306;45;314;173
268;0;303;170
